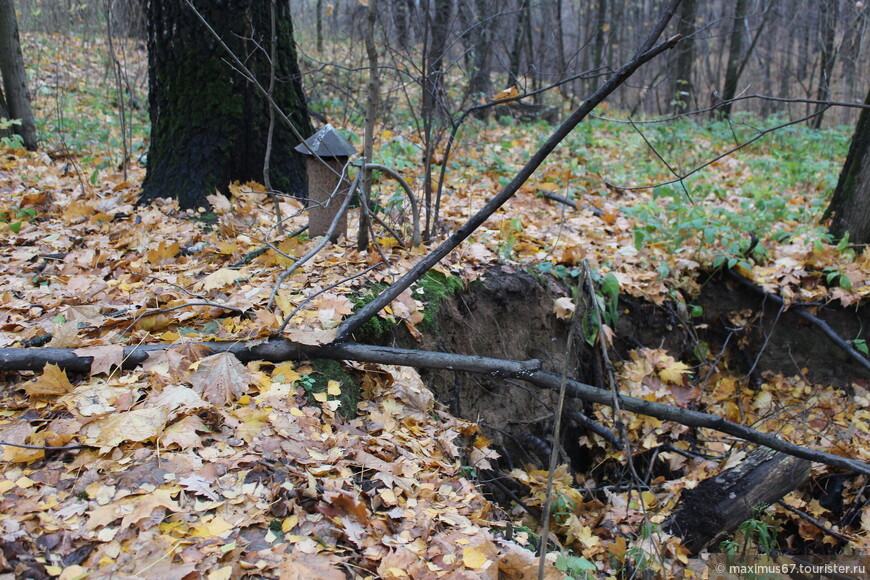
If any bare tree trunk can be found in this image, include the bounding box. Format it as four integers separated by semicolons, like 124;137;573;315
823;87;870;245
393;0;411;49
421;0;451;240
0;0;37;150
359;0;379;250
592;0;607;67
508;0;529;85
139;0;312;210
719;0;749;118
459;0;495;117
810;0;838;129
671;0;696;114
316;0;323;52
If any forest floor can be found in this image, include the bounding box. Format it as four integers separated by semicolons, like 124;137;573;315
1;34;870;579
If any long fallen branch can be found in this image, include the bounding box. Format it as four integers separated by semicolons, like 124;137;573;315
3;338;868;476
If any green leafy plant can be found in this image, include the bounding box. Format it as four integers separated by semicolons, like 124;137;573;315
497;217;523;261
0;118;24;149
0;206;37;234
822;266;853;291
550;493;575;525
555;551;597;579
580;271;620;346
721;508;778;560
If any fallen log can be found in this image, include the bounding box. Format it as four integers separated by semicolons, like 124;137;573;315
1;338;868;476
665;447;812;553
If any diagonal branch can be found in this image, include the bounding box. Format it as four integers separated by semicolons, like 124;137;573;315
336;7;683;342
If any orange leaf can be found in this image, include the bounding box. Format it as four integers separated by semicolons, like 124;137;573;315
25;363;73;396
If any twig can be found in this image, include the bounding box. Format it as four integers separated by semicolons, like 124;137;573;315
121;301;245;337
0;440;94;451
569;411;623;450
362;162;421;246
277;262;384;334
537;191;605;217
775;499;850;544
537;278;579;576
262;0;284;236
603;108;830;192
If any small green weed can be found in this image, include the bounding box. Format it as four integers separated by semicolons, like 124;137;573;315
555;551;597;579
0;118;24;149
1;206;38;234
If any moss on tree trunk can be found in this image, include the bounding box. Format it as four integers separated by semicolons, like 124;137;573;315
139;0;313;210
824;87;870;244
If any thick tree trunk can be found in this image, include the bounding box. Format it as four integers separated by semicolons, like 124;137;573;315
139;0;313;210
671;0;696;114
719;0;749;118
0;0;37;150
824;87;870;244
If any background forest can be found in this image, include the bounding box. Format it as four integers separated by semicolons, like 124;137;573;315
1;1;870;579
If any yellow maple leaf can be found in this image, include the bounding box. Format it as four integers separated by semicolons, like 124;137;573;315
462;545;488;570
658;360;691;384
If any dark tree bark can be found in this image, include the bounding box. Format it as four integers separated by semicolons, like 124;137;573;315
508;0;530;85
666;448;811;554
0;0;37;150
824;87;870;244
139;0;313;210
810;0;838;129
671;0;696;114
719;0;749;118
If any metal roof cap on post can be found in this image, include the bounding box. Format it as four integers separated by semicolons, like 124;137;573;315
294;124;356;158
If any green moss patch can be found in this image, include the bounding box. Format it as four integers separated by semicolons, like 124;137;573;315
299;359;360;418
350;270;464;341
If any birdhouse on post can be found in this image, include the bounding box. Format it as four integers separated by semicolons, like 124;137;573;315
295;124;357;242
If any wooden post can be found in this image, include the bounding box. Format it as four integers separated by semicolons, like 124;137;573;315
307;156;350;241
295;124;357;242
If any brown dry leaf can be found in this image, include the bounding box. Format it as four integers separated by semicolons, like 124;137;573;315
85;407;169;449
74;345;124;376
0;422;43;463
658;360;692;384
146;241;180;265
120;488;182;528
206;192;233;212
553;296;575;320
278;549;346;580
47;321;82;348
285;327;338;346
492;86;519;102
162;415;208;450
199;267;243;291
25;363;74;396
188;352;251;405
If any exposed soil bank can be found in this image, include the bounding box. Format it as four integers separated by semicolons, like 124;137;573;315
376;267;870;470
